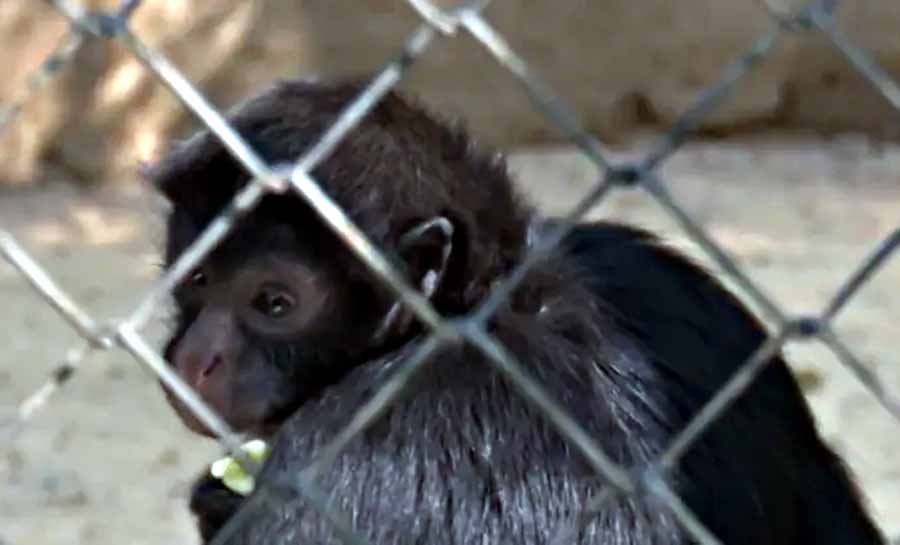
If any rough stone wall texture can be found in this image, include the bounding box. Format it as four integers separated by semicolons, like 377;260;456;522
1;0;899;186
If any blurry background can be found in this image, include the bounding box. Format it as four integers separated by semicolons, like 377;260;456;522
1;1;898;545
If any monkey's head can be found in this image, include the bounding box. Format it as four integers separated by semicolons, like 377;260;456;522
144;78;533;438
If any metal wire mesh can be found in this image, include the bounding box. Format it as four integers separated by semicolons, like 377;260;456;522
2;0;899;544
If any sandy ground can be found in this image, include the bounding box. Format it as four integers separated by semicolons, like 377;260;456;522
1;133;898;545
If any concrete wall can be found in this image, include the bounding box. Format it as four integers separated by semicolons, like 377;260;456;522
1;0;899;186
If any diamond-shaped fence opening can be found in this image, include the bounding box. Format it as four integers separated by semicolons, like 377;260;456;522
1;1;899;544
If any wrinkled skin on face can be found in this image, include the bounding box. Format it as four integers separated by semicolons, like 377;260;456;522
158;216;394;439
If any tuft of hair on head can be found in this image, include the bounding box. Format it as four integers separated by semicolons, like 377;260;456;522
144;77;537;312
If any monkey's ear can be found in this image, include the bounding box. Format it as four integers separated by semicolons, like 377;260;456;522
370;217;454;347
397;216;454;300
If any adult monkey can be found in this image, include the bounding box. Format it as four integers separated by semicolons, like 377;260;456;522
145;78;884;545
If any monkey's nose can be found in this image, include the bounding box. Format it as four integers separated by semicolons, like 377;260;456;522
193;354;223;387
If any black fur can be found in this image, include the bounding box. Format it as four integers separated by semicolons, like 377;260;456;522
146;77;883;545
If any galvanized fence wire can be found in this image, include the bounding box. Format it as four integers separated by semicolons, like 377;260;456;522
0;0;898;543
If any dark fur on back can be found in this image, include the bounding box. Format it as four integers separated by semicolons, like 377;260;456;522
147;78;883;545
562;223;883;545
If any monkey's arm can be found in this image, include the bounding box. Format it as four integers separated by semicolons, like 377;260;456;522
189;470;247;543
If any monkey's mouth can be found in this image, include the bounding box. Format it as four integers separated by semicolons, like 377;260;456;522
177;401;218;438
178;405;219;438
159;380;223;438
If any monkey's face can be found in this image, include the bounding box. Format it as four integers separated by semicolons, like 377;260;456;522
159;219;387;438
144;78;516;439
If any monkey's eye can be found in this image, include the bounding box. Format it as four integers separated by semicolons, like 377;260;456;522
189;270;208;287
251;288;295;319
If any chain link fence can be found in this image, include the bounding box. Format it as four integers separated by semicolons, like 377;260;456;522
2;0;899;544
